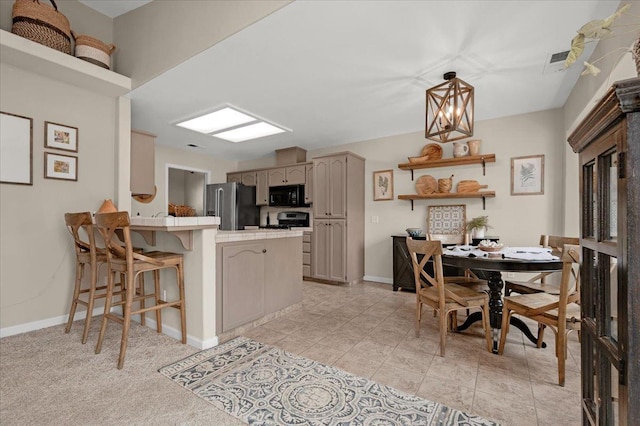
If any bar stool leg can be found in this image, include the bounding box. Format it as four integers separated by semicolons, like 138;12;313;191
138;273;146;326
118;271;135;369
65;261;85;334
177;261;187;344
96;270;116;355
154;270;162;333
81;258;99;344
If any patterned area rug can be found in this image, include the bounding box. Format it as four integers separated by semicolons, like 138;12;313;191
159;337;498;425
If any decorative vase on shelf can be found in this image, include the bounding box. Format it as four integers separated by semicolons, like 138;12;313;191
453;142;469;158
472;227;486;239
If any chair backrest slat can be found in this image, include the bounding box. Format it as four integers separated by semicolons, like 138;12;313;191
557;244;581;323
94;211;133;266
64;212;97;262
406;237;445;307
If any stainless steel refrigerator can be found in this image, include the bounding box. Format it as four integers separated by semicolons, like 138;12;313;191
205;182;260;230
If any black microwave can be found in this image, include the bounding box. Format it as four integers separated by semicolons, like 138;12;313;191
269;185;309;207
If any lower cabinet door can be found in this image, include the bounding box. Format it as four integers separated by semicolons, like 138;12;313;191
221;242;265;332
264;237;302;312
312;221;330;280
328;220;346;281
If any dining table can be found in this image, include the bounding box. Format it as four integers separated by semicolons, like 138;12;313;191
441;247;563;353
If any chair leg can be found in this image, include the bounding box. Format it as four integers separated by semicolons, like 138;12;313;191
65;261;84;334
557;331;566;387
81;259;99;344
154;270;162;333
415;299;421;337
177;262;187;344
95;270;115;355
438;309;447;357
498;305;511;355
536;324;546;348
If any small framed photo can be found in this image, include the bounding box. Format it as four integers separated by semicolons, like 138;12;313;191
45;121;78;152
373;169;394;201
511;155;544;195
1;111;33;185
44;152;78;181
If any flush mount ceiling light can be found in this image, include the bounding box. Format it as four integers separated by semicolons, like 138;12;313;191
425;71;474;143
213;122;286;143
175;105;290;142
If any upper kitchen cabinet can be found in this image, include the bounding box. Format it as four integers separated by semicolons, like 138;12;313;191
130;129;156;195
241;172;257;186
304;163;313;204
268;165;306;187
256;170;268;206
314;154;352;218
227;172;242;184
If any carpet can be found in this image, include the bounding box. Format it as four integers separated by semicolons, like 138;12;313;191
159;337;498;425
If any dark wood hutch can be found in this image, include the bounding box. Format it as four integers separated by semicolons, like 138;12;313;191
567;77;639;425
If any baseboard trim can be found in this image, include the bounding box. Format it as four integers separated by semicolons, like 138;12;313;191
363;275;393;285
0;307;104;339
0;310;220;350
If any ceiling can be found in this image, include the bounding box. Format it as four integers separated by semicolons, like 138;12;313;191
83;1;621;162
79;0;153;18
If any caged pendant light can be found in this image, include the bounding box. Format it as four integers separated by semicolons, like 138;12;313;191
425;71;474;143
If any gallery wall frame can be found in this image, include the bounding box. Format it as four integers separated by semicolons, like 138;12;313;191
373;169;394;201
45;121;78;152
44;152;78;181
0;111;33;185
511;155;544;195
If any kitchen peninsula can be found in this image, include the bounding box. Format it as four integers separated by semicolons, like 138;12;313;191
128;219;303;349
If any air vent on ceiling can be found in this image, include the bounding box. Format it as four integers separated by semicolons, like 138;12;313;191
543;50;570;74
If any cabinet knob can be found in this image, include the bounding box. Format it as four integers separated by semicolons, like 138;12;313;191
262;249;267;253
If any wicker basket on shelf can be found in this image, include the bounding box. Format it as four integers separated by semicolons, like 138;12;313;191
169;203;195;217
11;0;72;54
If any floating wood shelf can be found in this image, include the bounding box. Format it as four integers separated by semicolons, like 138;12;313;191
398;154;496;179
397;191;496;210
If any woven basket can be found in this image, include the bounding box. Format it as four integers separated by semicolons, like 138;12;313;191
12;0;71;54
437;174;454;193
168;203;195;217
71;31;116;70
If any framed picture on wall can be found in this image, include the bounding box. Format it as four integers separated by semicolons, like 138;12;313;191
44;152;78;181
45;121;78;152
511;155;544;195
0;111;33;185
373;169;394;201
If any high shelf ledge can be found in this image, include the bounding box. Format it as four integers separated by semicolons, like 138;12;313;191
397;191;496;210
398;154;496;179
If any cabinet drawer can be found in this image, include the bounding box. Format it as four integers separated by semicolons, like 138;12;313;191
302;242;311;252
303;265;311;277
303;232;312;243
303;253;311;265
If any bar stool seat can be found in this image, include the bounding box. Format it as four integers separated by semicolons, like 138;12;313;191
94;211;187;369
64;212;124;344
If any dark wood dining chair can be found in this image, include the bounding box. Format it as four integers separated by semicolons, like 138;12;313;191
504;235;579;296
94;211;187;369
64;212;124;344
498;244;581;386
407;237;492;356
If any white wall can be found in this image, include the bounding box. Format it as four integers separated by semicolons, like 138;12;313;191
0;63;119;329
240;109;567;282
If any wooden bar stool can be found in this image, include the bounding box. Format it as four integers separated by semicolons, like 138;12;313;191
94;211;187;369
64;212;123;344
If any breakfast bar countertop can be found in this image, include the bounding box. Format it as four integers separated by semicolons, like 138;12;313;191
216;228;304;242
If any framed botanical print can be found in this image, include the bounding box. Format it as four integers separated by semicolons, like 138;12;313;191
511;155;544;195
373;169;394;201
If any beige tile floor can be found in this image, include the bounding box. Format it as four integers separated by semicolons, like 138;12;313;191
245;280;582;426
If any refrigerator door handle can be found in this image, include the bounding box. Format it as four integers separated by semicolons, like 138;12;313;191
216;188;223;218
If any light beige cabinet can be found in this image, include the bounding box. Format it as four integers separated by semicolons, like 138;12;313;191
312;152;364;284
256;170;269;206
219;242;265;332
313;155;346;218
227;172;242;184
302;231;312;278
268;165;306;187
304;164;313;204
241;172;257;186
130;129;156;195
216;237;302;333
